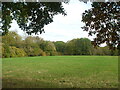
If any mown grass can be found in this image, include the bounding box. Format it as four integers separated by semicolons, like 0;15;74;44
2;56;118;88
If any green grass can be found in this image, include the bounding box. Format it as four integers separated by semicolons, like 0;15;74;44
2;56;118;88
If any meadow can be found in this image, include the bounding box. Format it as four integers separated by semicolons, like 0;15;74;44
2;56;118;88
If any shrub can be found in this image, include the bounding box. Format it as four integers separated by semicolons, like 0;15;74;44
10;46;27;57
2;44;10;58
41;52;46;56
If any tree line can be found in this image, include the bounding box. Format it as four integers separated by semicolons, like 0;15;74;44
1;31;118;58
1;2;119;51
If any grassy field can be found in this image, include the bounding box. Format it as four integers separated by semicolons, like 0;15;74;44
2;56;118;88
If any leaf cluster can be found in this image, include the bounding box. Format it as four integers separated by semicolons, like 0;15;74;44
2;2;67;35
82;2;120;50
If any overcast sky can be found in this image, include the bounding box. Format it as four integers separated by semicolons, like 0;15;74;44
10;1;94;42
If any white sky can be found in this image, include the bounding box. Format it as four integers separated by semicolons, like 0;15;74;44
10;1;95;42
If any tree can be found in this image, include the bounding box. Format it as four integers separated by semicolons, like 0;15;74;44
2;31;22;47
1;1;68;35
91;46;118;56
82;2;120;51
65;38;92;55
25;36;44;46
65;39;76;55
79;38;92;55
53;41;66;55
102;46;111;56
41;41;57;56
22;36;44;56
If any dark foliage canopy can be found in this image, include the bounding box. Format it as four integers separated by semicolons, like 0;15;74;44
82;2;120;50
1;2;67;35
